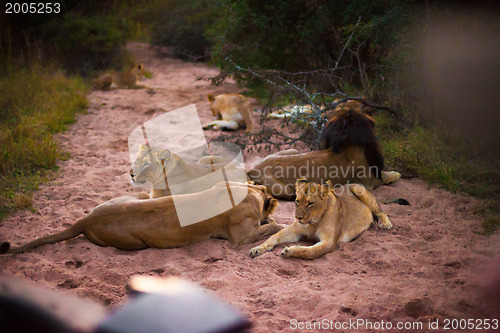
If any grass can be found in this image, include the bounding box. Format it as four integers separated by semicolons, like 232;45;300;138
376;113;500;234
0;64;88;217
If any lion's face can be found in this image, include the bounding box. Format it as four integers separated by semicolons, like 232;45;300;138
209;101;219;118
257;183;278;224
294;178;332;224
130;145;171;185
131;63;145;79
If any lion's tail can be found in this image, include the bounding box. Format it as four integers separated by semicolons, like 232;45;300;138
0;218;88;255
381;198;410;205
319;110;383;180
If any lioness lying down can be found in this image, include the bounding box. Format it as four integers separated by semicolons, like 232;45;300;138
0;182;283;255
93;63;146;90
130;144;245;198
250;178;393;260
202;93;254;131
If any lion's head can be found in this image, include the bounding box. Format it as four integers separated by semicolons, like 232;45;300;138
319;109;383;180
294;178;332;224
207;94;219;118
130;63;145;79
130;144;172;185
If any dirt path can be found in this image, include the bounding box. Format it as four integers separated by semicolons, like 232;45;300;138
1;43;499;332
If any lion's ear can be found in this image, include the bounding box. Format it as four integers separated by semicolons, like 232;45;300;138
157;149;172;161
320;181;332;198
264;197;278;214
207;94;215;102
295;177;308;192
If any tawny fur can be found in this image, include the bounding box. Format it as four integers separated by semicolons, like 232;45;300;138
202;93;254;131
93;64;146;90
1;182;283;254
248;110;400;200
130;145;246;198
250;178;392;260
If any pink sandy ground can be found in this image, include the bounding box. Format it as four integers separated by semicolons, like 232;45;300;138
1;43;499;332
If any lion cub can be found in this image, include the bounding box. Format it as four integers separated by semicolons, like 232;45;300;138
93;63;146;90
250;178;393;259
202;93;254;131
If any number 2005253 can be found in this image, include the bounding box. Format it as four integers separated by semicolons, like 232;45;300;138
5;2;61;14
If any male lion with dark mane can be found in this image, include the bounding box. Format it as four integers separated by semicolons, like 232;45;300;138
248;109;400;200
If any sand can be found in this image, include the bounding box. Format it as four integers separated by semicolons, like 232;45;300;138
1;42;499;332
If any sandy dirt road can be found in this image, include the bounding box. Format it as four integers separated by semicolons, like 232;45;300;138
1;42;499;332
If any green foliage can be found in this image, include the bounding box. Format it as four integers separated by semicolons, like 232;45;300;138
483;216;500;236
150;0;223;61
379;123;500;233
0;0;142;75
209;0;420;82
40;13;131;74
0;65;87;215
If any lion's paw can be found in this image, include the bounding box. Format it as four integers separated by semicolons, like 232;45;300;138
281;245;300;258
250;246;269;258
383;171;401;184
378;216;393;230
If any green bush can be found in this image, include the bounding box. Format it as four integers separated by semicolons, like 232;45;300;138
0;1;141;75
40;13;131;74
150;0;223;61
209;0;420;83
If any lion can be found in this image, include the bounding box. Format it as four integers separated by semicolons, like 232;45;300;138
248;109;400;200
266;99;375;119
268;104;318;119
202;94;254;131
130;144;246;198
93;64;146;90
329;98;377;115
0;182;283;255
250;178;393;260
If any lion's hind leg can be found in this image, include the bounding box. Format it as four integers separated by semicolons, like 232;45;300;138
273;149;300;156
348;184;393;230
381;171;401;185
202;120;239;131
84;224;150;251
241;106;255;132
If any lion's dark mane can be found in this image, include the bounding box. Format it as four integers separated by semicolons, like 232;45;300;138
319;110;383;180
